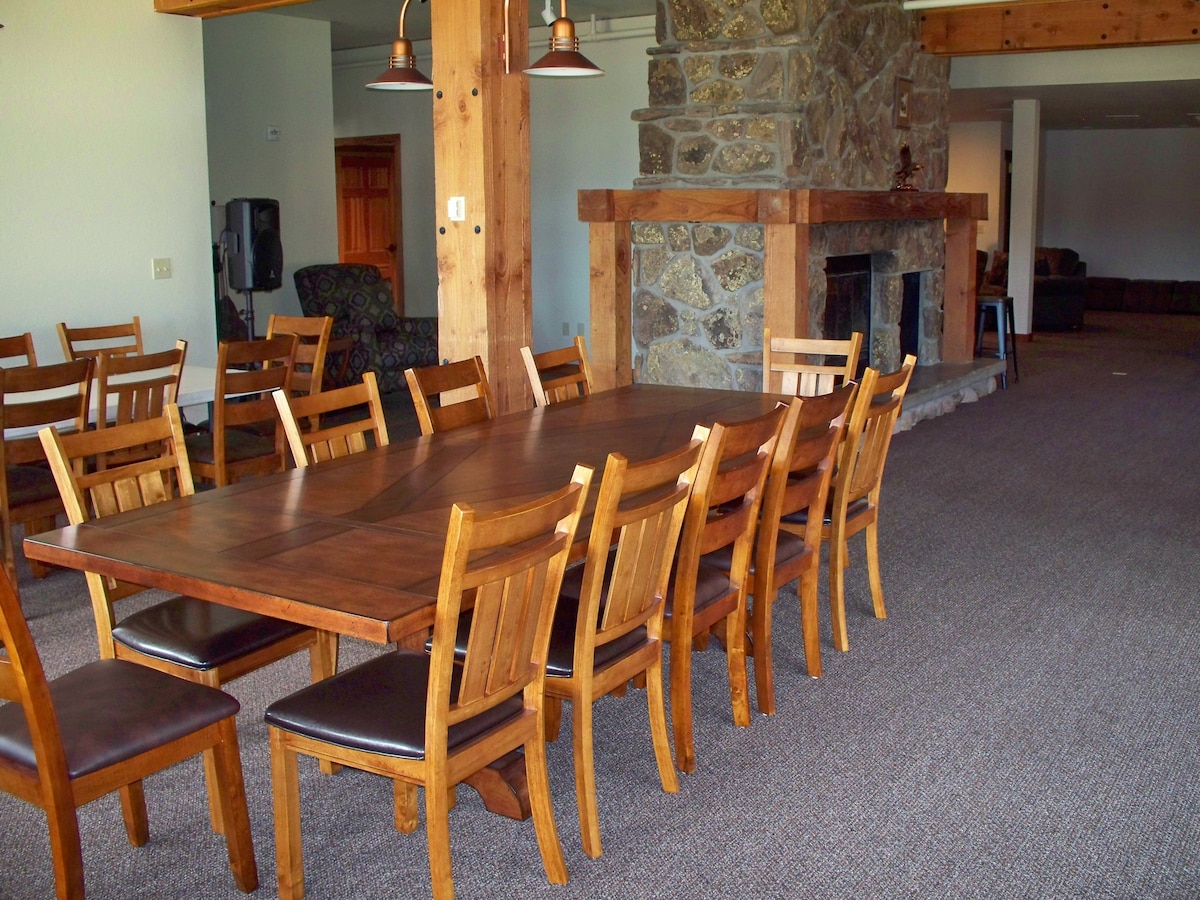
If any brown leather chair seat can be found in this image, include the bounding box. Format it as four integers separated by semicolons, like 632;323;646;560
112;597;312;670
5;464;59;507
265;649;522;759
0;658;239;779
184;427;276;466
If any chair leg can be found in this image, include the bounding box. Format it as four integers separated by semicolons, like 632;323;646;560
1007;301;1020;382
394;780;419;833
26;517;56;579
749;586;777;715
543;696;564;742
44;801;85;900
797;564;823;678
311;632;342;776
572;697;602;859
425;773;456;900
269;727;306;900
118;781;149;846
211;717;259;894
526;718;569;885
645;653;680;796
864;521;887;620
829;531;851;653
724;602;751;728
668;634;695;774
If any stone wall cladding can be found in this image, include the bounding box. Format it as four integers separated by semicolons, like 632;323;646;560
631;0;951;386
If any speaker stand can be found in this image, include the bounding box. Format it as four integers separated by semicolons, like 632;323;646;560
240;289;257;340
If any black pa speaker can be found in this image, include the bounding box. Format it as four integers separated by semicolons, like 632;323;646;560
226;198;282;292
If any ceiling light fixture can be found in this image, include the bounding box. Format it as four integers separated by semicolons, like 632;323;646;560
525;0;604;78
366;0;432;91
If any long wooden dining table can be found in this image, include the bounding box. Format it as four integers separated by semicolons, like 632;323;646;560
23;382;785;815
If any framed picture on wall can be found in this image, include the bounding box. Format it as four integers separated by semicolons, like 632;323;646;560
895;77;913;129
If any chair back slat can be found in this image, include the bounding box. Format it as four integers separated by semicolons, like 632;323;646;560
405;356;495;436
267;314;332;399
1;359;93;466
57;317;144;362
763;328;862;397
95;341;187;469
429;467;591;732
837;356;915;507
521;337;594;407
584;439;703;651
0;333;38;368
273;371;389;468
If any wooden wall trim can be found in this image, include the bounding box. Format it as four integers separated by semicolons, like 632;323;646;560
154;0;312;17
918;0;1200;56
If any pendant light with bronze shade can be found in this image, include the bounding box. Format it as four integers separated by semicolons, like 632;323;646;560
366;0;433;91
525;0;604;78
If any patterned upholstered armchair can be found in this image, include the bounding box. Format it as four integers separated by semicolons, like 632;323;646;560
293;264;438;394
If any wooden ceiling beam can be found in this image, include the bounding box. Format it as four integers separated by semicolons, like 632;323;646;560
918;0;1200;56
154;0;313;19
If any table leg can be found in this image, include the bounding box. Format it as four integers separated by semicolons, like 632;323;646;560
462;750;531;820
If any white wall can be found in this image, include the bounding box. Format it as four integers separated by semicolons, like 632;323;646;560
331;46;438;315
331;18;655;343
0;1;216;365
947;121;1007;260
1042;129;1200;281
203;14;339;332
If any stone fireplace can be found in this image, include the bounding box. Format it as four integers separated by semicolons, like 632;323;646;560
624;0;954;389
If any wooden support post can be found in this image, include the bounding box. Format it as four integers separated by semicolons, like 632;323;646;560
944;217;979;364
587;220;632;391
762;222;810;394
431;0;531;415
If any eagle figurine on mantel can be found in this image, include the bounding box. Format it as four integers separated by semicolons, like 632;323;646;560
892;143;924;191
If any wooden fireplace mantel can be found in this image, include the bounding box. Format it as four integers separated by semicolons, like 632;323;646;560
578;188;988;391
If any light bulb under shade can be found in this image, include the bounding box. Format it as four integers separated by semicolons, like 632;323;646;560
525;48;604;77
524;17;603;78
366;38;433;91
366;66;434;90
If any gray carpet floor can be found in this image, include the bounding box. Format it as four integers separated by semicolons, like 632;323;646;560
2;310;1198;899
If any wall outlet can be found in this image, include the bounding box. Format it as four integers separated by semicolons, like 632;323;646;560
152;258;172;280
562;322;570;336
577;323;585;336
448;196;466;221
266;125;282;142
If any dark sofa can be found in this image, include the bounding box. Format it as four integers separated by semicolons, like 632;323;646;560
294;264;438;393
979;247;1087;331
1086;277;1200;315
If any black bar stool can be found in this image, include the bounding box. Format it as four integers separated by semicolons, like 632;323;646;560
975;295;1019;388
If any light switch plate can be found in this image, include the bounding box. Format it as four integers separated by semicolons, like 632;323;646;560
152;258;172;280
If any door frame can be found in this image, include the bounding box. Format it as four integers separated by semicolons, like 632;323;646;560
335;134;404;315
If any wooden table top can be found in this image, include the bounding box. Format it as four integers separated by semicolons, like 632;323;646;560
23;384;785;644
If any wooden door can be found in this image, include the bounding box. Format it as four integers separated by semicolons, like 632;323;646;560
335;136;404;315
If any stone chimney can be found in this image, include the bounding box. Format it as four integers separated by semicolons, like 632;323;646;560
630;0;951;387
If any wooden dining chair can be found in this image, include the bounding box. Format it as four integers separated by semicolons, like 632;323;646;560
184;335;297;486
762;327;862;396
266;313;333;402
38;405;334;834
544;436;703;858
273;371;389;468
664;405;785;773
520;336;595;407
0;358;92;592
796;355;916;653
93;340;187;469
710;386;856;706
404;355;495;436
57;316;144;362
264;466;592;900
0;332;38;368
0;566;258;898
